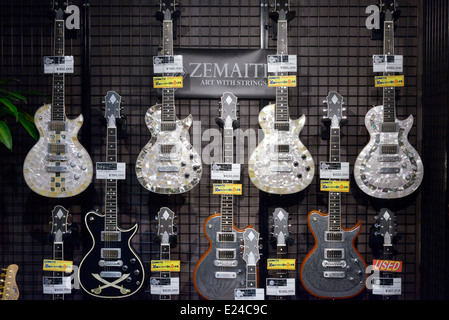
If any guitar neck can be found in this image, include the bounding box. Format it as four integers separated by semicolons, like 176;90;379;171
246;264;257;289
161;19;176;127
328;126;341;231
220;125;234;232
52;241;65;300
159;243;171;300
52;19;66;122
383;20;396;123
105;126;118;231
275;19;289;123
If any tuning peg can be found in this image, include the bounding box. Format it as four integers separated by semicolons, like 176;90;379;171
323;100;328;104
323;108;328;112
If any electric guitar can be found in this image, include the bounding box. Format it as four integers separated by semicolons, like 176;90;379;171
194;92;250;300
300;92;366;299
354;0;423;199
48;205;71;300
78;91;144;298
23;0;93;198
135;0;202;194
248;0;314;195
155;207;176;300
0;265;19;300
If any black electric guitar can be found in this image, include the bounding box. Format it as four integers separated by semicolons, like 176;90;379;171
194;92;250;300
248;0;314;195
48;205;71;300
354;0;423;199
155;207;176;300
0;265;19;300
78;91;144;298
300;92;366;299
23;0;93;198
135;0;202;194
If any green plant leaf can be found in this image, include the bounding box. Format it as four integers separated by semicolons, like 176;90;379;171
0;97;19;120
0;120;12;150
18;111;39;141
0;88;27;102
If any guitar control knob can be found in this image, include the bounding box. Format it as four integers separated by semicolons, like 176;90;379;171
134;270;140;276
74;174;80;180
305;166;311;171
122;265;128;271
193;165;199;171
190;154;194;159
77;152;83;158
70;162;76;167
126;277;132;282
293;161;299;167
181;161;186;167
185;173;190;178
301;154;307;160
402;162;407;168
130;258;136;264
297;173;302;179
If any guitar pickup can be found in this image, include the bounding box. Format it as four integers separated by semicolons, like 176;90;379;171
161;122;177;131
381;145;398;154
378;156;401;162
325;231;344;242
99;271;122;278
216;249;236;260
276;144;290;153
323;271;345;278
46;166;68;173
324;248;344;259
99;260;123;267
379;167;400;174
217;232;236;243
381;123;398;132
48;143;67;154
101;248;121;259
160;144;177;154
274;122;290;131
101;231;121;242
215;272;237;279
48;121;67;132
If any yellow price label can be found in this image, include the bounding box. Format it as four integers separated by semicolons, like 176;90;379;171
43;259;73;272
153;76;183;88
320;180;350;192
374;75;404;87
212;183;242;195
268;76;297;87
267;259;296;270
150;260;181;272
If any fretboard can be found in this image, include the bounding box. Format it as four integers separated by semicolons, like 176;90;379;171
105;126;118;232
246;265;257;289
52;241;64;300
159;243;171;300
220;126;234;232
275;19;289;123
52;19;66;122
161;20;176;126
328;126;341;232
383;20;396;123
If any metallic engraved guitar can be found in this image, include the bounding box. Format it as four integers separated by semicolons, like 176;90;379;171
23;1;93;198
248;0;314;194
354;1;423;199
300;92;366;299
78;91;144;298
194;92;250;300
135;0;202;194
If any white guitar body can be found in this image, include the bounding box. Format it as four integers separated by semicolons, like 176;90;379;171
23;103;93;198
354;105;423;199
135;103;202;194
248;103;314;194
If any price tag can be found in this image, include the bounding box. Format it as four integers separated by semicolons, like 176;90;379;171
44;56;74;73
266;278;295;296
234;288;265;300
211;163;241;181
43;276;72;294
150;277;180;295
319;162;350;179
96;162;126;180
373;55;403;72
372;277;402;295
268;75;297;87
153;55;183;74
267;54;297;73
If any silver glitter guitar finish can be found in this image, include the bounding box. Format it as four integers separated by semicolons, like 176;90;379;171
248;1;314;195
23;3;92;198
300;92;366;299
354;3;423;199
135;2;202;194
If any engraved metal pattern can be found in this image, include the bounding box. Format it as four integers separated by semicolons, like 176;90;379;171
135;103;202;194
354;105;424;199
23;104;93;198
248;103;315;194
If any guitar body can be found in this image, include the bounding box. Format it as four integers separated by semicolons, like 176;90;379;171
194;214;249;300
300;210;366;299
78;210;145;298
248;103;315;194
135;103;202;194
23;103;93;198
354;105;423;199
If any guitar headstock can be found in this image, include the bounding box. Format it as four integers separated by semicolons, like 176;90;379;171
271;208;291;247
49;0;69;21
377;208;397;246
270;0;295;22
381;0;399;22
217;92;239;129
323;91;346;128
156;207;176;246
50;205;70;243
104;91;122;128
0;265;19;300
156;0;181;23
242;228;261;267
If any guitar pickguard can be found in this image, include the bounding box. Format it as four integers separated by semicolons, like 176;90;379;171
135;104;202;194
354;105;424;199
248;104;315;194
23;104;93;198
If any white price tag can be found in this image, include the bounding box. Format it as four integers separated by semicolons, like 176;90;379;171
211;163;241;181
234;288;265;300
319;162;350;179
372;277;402;295
96;162;126;180
153;55;183;74
266;278;295;296
267;54;297;73
373;55;403;72
43;276;72;294
44;56;74;74
150;277;180;295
